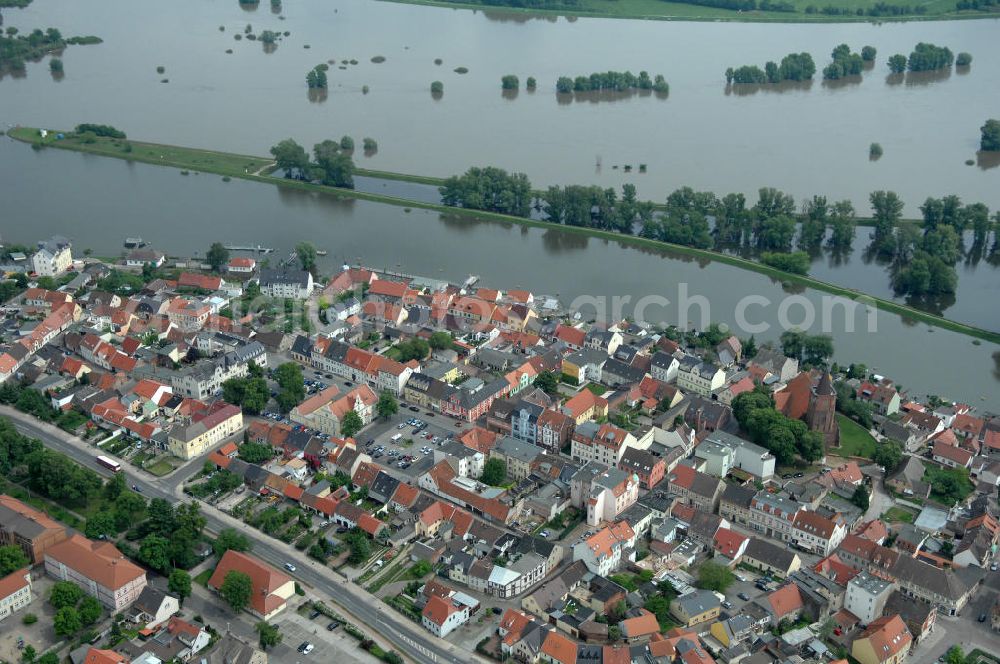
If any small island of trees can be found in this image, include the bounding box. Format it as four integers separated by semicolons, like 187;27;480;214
305;64;328;89
725;52;815;85
982;119;1000;152
823;44;864;80
555;70;668;96
501;74;519;90
430;80;443;96
269;137;355;189
956;52;972;66
0;27;101;73
887;42;957;73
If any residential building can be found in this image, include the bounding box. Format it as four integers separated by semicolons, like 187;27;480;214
167;402;243;460
258;269;314;299
31;236;73;276
0;568;32;621
572;521;635;576
845;572;894;624
931;440;973;469
208;551;295;620
571;422;639;467
586;468;639;526
421;594;470;638
666;465;723;513
166;298;212;332
671;590;721;627
561;390;609;425
742;537;802;578
492;437;546;482
703;430;775;479
127;586;181;629
290;384;378;436
851;615;912;664
44;534;147;611
650;351;679;384
618;447;666;490
792;510;848;556
748;491;803;542
0;494;70;563
676;356;724;397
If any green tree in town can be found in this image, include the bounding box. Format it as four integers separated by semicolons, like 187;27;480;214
220;570;254;613
376;390;398;420
945;646;965;664
340;410;364;438
21;645;36;664
214;528;253;557
851;485;870;511
872;441;903;473
84;511;118;540
481;457;506;486
344;530;371;565
49;581;83;609
255;621;282;650
104;471;126;501
274;362;305;412
78;595;101;626
428;331;453;350
0;545;29;575
533;371;559;395
296;241;318;275
53;606;81;637
139;534;172;574
206;242;229;272
238;441;275;464
168;569;192;605
36;653;57;664
697;561;735;592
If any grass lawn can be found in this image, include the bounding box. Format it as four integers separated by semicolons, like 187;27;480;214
585;383;606;395
832;414;877;459
377;0;986;21
881;506;917;524
194;569;214;587
146;459;177;477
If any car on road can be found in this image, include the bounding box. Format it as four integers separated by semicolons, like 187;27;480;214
738;592;751;601
132;485;141;492
425;411;435;417
409;406;419;412
491;607;503;615
284;562;296;572
991;562;998;571
794;472;804;478
979;614;988;623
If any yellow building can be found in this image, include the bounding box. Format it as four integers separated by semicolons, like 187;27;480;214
670;590;721;627
168;403;243;460
852;615;912;664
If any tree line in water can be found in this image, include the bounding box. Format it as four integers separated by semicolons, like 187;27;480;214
439;167;1000;299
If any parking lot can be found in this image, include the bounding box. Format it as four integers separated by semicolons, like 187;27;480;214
271;609;381;664
359;406;469;479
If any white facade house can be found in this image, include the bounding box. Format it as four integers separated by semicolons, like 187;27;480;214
259;269;314;300
844;572;894;624
0;570;32;621
676;356;725;396
422;595;471;638
31;236;73;276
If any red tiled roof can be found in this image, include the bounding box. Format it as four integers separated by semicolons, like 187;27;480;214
541;630;578;664
767;584;803;620
208;551;291;616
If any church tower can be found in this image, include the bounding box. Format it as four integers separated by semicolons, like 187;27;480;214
807;372;839;445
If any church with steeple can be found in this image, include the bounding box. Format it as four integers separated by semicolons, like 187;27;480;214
775;370;840;446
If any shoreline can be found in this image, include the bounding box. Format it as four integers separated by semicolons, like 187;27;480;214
372;0;1000;23
7;126;999;346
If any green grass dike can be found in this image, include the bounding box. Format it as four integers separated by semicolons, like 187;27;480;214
8;125;1000;346
373;0;998;22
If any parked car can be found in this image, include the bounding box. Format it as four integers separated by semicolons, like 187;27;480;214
308;609;321;619
327;621;340;631
298;643;314;655
722;600;733;609
540;531;550;538
979;614;988;623
409;406;419;412
738;592;751;601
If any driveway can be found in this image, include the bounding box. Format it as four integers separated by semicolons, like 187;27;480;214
271;610;381;664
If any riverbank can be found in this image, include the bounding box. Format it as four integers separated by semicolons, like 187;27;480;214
375;0;997;22
8;126;999;345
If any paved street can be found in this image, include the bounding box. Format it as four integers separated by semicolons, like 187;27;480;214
2;407;485;664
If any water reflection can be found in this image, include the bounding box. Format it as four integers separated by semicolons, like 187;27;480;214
821;75;863;91
307;88;327;103
238;0;259;11
541;228;589;253
481;10;559;23
724;80;813;96
902;68;952;87
976;151;1000;170
501;89;518;101
556;88;665;105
